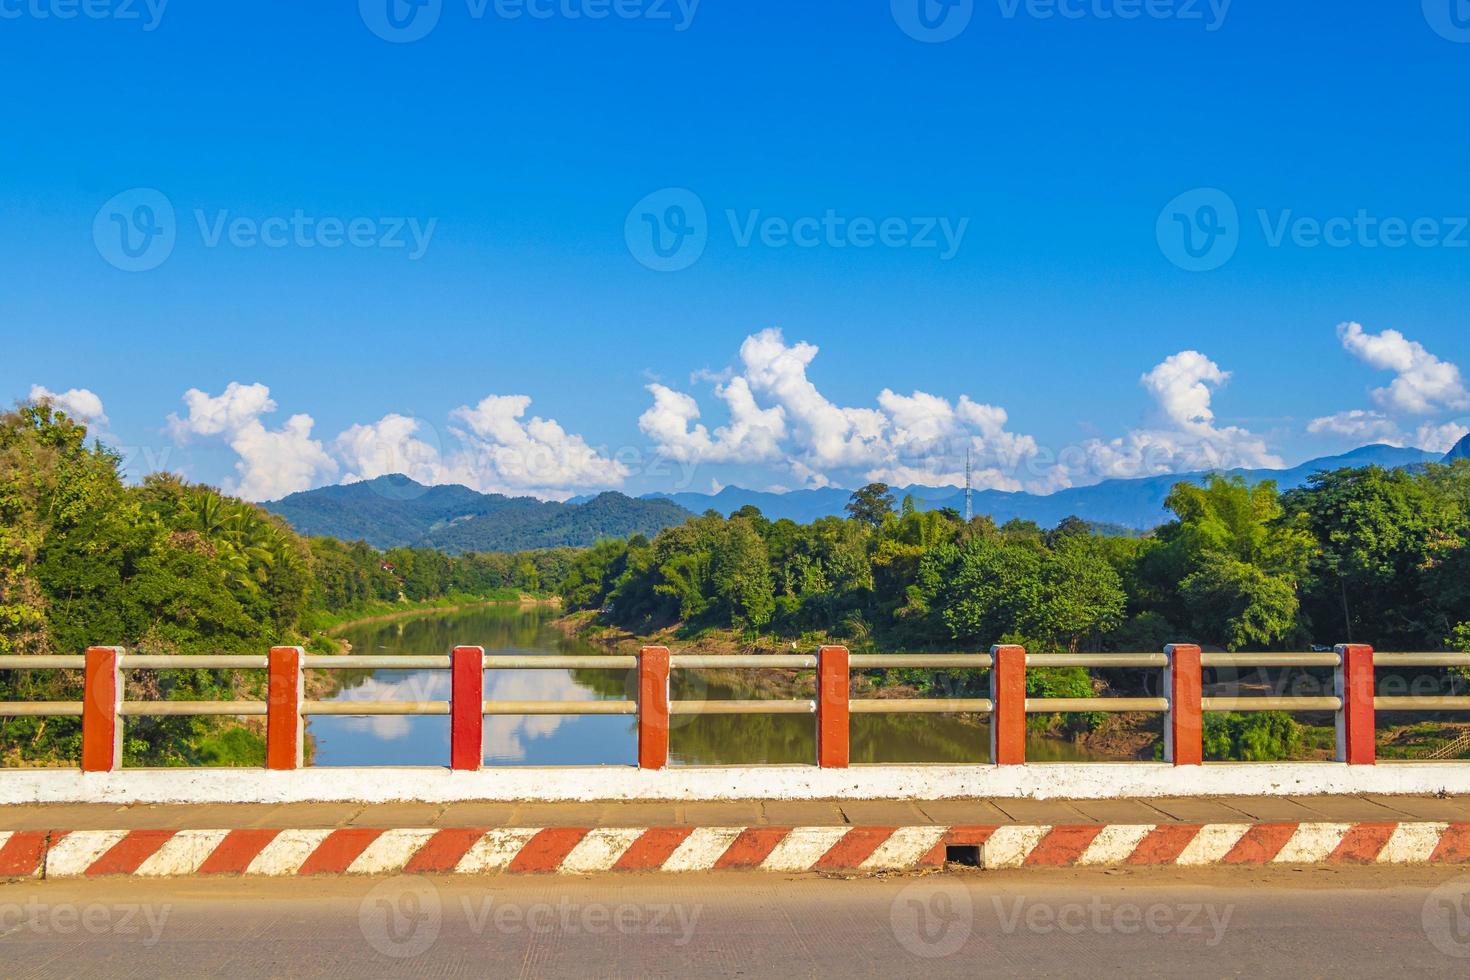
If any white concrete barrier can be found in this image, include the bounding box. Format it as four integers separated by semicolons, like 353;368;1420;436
4;762;1470;805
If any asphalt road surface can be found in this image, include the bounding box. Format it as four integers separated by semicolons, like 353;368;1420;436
5;866;1470;978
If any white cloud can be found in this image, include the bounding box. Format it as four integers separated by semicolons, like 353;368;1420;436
169;381;629;503
641;328;1043;491
1141;350;1228;428
1337;321;1469;415
739;328;890;472
1309;322;1469;452
28;385;109;428
167;382;338;501
639;376;785;464
334;414;446;486
1307;409;1404;444
1067;351;1283;482
640;333;1281;494
1414;421;1470;454
1307;411;1468;454
448;394;629;499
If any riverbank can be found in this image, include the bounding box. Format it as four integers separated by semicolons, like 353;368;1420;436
549;612;1470;762
311;593;560;650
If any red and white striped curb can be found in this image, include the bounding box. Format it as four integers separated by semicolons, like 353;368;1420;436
5;822;1470;878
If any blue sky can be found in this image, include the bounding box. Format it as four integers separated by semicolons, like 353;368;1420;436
4;1;1470;500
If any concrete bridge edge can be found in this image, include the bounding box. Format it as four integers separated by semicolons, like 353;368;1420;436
5;763;1470;805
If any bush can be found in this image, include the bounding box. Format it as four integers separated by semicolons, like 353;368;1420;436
1203;711;1302;761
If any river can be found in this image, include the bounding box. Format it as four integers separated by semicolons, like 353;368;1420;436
311;606;1102;767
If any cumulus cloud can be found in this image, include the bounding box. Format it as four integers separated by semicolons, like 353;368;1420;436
1307;409;1404;444
1066;352;1283;482
1337;321;1469;415
738;329;891;472
1308;410;1468;454
334;414;447;486
1309;322;1469;452
1414;421;1470;454
640;328;1043;491
168;381;628;503
448;394;629;499
640;332;1282;493
28;385;109;428
167;382;338;501
639;376;785;464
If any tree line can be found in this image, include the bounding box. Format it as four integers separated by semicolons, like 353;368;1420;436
560;467;1470;656
0;403;572;765
6;399;1470;766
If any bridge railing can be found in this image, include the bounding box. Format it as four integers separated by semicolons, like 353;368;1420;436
1;643;1468;771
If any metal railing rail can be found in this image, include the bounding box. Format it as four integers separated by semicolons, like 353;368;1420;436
2;641;1467;770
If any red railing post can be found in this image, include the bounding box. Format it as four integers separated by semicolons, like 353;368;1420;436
817;645;850;768
451;645;485;771
990;644;1026;765
81;646;123;772
266;646;304;771
1336;643;1376;764
1165;643;1203;766
638;646;670;770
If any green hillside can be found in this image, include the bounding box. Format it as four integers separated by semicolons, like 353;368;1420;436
264;476;692;553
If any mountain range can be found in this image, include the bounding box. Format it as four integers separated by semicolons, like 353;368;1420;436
263;476;692;553
642;443;1457;530
264;440;1469;552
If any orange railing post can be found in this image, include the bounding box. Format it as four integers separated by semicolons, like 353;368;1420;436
817;645;850;768
638;646;671;770
81;646;124;772
990;644;1026;765
266;646;304;770
1165;643;1203;766
451;645;485;771
1336;643;1376;764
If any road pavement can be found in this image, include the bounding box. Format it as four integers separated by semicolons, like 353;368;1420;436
4;866;1470;977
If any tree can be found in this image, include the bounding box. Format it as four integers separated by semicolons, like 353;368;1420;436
1147;476;1313;650
1285;465;1468;649
1029;534;1127;652
1180;556;1301;652
711;518;774;629
845;483;895;527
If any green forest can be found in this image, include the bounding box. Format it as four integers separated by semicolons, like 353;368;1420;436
559;470;1470;656
0;402;574;766
5;399;1470;767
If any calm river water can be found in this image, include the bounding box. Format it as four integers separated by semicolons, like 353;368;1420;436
310;606;1099;767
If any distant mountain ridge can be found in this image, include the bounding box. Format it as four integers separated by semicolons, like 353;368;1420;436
645;444;1447;531
265;443;1463;551
263;476;692;553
